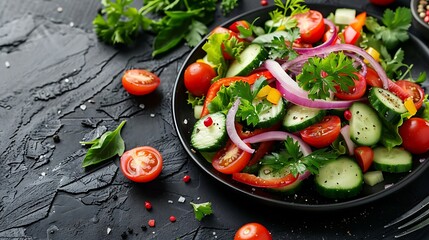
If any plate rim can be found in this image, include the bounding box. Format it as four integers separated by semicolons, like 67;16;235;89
171;3;429;211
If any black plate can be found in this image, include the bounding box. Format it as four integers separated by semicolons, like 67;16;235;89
172;4;429;211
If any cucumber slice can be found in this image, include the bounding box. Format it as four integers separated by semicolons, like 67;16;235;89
334;8;356;25
258;165;302;194
194;105;203;119
226;44;268;77
252;31;290;44
282;105;326;132
254;98;286;128
191;112;227;152
373;147;412;173
349;102;382;146
315;157;363;199
363;171;384;186
369;87;407;124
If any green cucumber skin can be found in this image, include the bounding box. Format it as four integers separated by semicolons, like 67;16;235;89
282;105;326;132
368;87;406;124
373;147;413;173
190;112;227;152
315;157;363;199
226;44;268;77
255;98;286;129
349;102;382;146
258;165;302;194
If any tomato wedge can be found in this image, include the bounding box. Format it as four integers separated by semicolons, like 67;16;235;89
365;67;383;88
122;69;160;95
300;115;341;148
396;80;425;110
292;10;325;44
229;20;250;34
365;67;411;100
212;141;252;174
232;172;297;188
354;146;374;173
334;73;367;100
120;146;163;183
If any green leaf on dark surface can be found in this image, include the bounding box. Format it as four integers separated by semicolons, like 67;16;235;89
190;202;213;221
81;120;126;168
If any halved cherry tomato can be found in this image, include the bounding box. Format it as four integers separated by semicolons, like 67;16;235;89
399;117;429;154
396;80;425;110
292;10;325;44
235;122;280;139
200;71;273;117
300;116;341;148
212;141;252;174
369;0;395;6
234;222;272;240
354;146;374;173
184;62;217;97
232;172;297;188
334;73;367;100
122;69;160;95
365;67;383;88
120;146;163;183
229;20;250;34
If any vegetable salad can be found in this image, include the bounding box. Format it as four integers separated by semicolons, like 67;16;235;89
184;0;429;199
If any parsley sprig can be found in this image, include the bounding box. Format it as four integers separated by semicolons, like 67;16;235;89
261;137;339;176
268;0;308;32
93;0;239;56
297;52;358;100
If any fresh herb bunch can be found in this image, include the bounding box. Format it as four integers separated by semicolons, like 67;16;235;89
93;0;239;56
261;137;339;176
297;52;358;100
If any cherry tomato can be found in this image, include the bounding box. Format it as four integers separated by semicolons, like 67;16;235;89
234;222;272;240
260;0;268;6
120;146;163;183
365;67;383;88
122;69;160;95
354;146;374;173
396;80;425;110
369;0;395;6
300;116;341;148
334;73;367;100
343;26;360;45
292;10;325;44
229;20;250;34
399;118;429;154
212;141;252;174
184;62;217;97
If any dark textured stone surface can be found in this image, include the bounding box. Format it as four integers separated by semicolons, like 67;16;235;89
0;0;428;239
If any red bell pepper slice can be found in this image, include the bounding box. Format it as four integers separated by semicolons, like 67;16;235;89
232;172;298;188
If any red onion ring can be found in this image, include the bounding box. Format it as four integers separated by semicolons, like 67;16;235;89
264;59;308;97
293;18;337;54
340;125;356;156
226;98;255;154
276;81;361;109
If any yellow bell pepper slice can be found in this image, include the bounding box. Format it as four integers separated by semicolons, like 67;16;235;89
257;85;271;98
364;47;380;64
267;88;281;105
404;97;417;118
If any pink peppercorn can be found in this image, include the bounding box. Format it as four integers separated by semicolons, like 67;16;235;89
183;175;191;183
169;216;176;222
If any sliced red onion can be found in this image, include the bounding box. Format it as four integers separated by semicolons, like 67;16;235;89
340;125;356;156
264;59;308;97
282;44;389;89
298;170;311;181
276;81;360;109
226;98;255;154
243;131;312;156
294;19;337;54
345;52;367;77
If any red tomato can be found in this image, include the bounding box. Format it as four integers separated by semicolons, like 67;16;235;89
343;26;360;45
212;141;252;174
369;0;395;6
334;73;367;100
292;10;325;44
354;146;374;173
365;67;383;88
120;146;163;183
229;20;250;33
396;80;425;110
122;69;160;95
399;118;429;154
234;223;272;240
300;116;341;148
184;62;217;97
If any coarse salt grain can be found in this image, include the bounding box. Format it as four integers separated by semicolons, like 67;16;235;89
178;196;186;203
168;200;173;204
69;22;74;27
150;113;155;117
183;119;188;124
5;61;10;68
80;105;87;110
139;104;145;109
107;227;112;234
57;7;63;12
